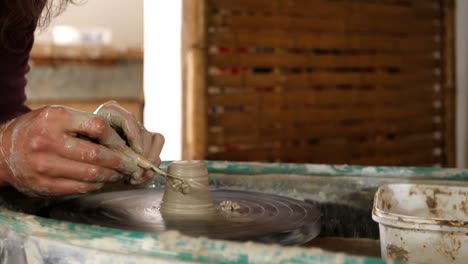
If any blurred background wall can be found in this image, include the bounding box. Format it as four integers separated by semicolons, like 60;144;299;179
28;0;145;132
35;0;143;47
456;0;468;168
26;0;468;167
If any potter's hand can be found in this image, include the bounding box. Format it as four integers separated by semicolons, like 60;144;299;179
94;101;164;184
0;106;141;197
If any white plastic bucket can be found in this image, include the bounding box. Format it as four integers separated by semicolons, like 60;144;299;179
372;184;468;263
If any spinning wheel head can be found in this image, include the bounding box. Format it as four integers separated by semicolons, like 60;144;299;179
49;189;321;245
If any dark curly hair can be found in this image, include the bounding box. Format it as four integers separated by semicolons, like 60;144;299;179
0;0;76;48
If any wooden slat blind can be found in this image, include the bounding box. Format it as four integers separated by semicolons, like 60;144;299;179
184;0;455;167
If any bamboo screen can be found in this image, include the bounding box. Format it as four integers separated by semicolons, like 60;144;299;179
184;0;455;166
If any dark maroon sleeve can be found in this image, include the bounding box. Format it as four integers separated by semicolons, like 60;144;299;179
0;28;34;124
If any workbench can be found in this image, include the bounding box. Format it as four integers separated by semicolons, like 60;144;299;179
1;161;467;263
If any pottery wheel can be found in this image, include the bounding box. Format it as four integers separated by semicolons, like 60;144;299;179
49;189;320;245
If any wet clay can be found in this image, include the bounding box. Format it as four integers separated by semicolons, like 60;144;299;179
219;201;241;212
132;155;190;194
169;179;191;194
159;161;216;216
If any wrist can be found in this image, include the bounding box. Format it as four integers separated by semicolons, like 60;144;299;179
0;121;13;186
0;156;10;186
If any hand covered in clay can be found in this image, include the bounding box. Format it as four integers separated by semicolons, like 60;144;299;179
94;101;164;184
0;106;143;197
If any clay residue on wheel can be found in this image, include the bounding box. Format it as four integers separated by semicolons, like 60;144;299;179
387;244;408;262
219;200;241;212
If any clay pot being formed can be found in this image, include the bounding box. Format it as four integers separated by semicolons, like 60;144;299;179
159;160;216;216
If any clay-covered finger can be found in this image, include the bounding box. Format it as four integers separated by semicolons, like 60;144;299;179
95;101;144;154
57;136;139;174
141;131;153;158
148;133;165;164
129;167;146;185
67;109;126;151
27;177;104;197
141;156;161;183
131;134;164;184
31;154;126;183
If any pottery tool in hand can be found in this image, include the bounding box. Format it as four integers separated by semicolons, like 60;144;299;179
76;134;190;193
131;153;191;194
